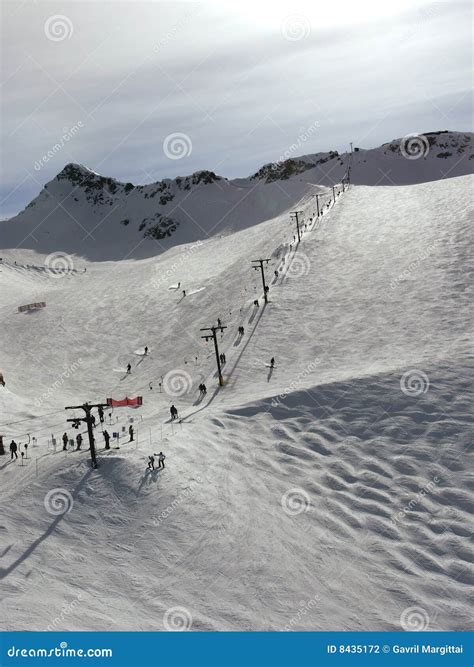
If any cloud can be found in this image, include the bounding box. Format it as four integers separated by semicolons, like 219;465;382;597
1;0;472;218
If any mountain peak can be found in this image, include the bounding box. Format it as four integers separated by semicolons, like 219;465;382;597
56;163;107;183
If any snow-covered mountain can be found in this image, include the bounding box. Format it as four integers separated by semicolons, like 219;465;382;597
0;131;472;261
0;165;472;631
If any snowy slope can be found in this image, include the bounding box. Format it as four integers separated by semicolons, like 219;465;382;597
0;131;472;261
0;173;472;631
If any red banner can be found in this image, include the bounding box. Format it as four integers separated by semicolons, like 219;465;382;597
106;396;143;407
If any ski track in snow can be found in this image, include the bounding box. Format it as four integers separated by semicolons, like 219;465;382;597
0;175;472;631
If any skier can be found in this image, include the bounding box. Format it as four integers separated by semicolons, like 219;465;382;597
147;455;155;470
221;353;226;364
129;425;134;442
9;440;18;460
170;405;178;420
157;452;166;470
254;299;259;307
103;430;110;450
62;432;68;451
270;357;275;368
217;318;222;327
201;383;207;395
274;270;279;278
0;372;5;387
126;363;131;374
76;433;83;450
144;346;148;356
182;290;186;297
98;406;104;424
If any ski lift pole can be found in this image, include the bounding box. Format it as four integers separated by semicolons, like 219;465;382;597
200;324;227;387
65;401;109;469
290;210;303;243
251;259;271;304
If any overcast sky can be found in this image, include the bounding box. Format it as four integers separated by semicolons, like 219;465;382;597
1;0;472;218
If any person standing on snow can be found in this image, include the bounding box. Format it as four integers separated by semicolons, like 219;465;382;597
103;430;110;450
270;357;275;368
76;433;83;450
157;452;166;469
144;346;148;356
182;290;186;297
9;440;18;460
147;455;155;470
129;425;134;442
170;405;178;420
62;432;69;451
98;406;104;424
126;363;131;374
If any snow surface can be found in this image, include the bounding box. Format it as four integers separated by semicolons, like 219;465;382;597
0;169;472;632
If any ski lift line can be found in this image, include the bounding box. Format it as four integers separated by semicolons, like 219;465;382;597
5;184;347;437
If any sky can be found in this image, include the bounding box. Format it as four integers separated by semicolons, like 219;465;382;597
0;0;472;218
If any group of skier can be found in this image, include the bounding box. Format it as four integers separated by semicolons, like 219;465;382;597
198;383;207;395
59;405;134;453
147;452;166;470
